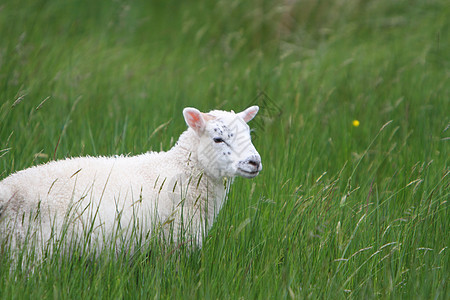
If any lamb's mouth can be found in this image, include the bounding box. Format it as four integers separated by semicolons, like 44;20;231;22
237;168;260;178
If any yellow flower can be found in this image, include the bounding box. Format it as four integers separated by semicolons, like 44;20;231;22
352;120;360;127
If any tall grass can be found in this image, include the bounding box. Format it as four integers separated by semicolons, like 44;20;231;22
1;0;448;298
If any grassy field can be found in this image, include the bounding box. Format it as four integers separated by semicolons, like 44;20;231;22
0;0;448;298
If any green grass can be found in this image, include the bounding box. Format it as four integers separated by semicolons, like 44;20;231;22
0;0;448;298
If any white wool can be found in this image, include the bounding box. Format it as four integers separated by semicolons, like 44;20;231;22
0;106;262;251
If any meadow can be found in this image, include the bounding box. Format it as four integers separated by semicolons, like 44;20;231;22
0;0;448;298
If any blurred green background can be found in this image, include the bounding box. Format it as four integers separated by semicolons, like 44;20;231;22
0;0;448;298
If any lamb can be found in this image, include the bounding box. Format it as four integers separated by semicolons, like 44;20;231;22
0;106;262;252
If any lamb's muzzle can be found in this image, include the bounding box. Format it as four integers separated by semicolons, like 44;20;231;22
237;154;262;178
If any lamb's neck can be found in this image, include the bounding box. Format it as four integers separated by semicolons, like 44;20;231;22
171;129;221;182
170;128;202;175
169;128;231;212
173;128;198;153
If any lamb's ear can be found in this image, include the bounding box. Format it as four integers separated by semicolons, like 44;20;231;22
237;106;259;123
183;107;206;134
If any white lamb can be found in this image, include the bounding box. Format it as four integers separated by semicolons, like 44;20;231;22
0;106;262;252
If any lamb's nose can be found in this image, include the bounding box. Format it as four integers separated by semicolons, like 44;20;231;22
248;159;260;169
247;155;262;171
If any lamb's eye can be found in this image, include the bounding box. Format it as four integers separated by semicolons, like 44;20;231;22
213;137;224;143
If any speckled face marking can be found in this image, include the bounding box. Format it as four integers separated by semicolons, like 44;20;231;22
183;106;262;179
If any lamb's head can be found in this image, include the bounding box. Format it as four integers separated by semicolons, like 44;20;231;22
183;106;262;179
